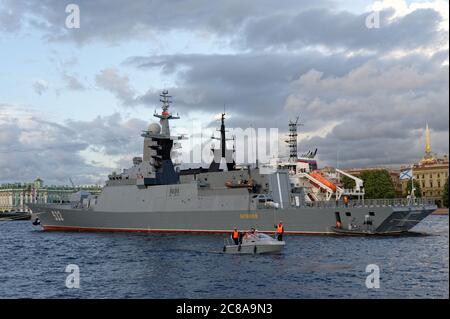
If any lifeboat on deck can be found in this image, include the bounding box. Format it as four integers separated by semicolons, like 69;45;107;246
309;171;337;192
225;178;254;189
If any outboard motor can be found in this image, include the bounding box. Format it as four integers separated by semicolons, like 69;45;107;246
32;218;40;226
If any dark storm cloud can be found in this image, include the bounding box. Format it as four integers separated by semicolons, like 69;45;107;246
301;134;427;168
0;112;96;184
1;0;448;171
127;51;374;118
285;58;449;167
0;108;147;184
240;8;446;51
0;0;330;43
1;0;445;56
127;50;448;168
66;113;147;156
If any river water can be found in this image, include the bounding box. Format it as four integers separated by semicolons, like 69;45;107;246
0;215;448;298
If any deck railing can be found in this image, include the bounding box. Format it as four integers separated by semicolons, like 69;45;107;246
300;197;435;208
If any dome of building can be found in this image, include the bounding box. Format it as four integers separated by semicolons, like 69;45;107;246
148;122;161;134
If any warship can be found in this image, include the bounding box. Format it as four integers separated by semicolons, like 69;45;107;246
29;91;436;235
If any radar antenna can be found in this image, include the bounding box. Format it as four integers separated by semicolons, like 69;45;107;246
153;90;179;136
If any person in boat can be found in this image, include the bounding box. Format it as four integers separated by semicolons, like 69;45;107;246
244;227;256;240
231;227;240;245
275;221;284;241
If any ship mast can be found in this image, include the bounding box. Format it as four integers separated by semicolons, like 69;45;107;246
286;116;302;162
210;113;236;171
215;113;227;159
153;90;179;136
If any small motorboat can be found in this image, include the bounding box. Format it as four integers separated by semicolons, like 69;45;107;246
330;226;376;236
330;227;406;236
223;231;285;254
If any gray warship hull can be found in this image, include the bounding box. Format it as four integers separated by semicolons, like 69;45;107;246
29;201;435;235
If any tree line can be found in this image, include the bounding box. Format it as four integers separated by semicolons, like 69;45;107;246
342;169;448;207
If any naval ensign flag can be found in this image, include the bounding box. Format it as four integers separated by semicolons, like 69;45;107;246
400;169;413;180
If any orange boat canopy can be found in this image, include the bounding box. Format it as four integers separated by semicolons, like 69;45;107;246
309;171;337;192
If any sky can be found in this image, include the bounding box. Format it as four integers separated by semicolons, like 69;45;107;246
0;0;448;185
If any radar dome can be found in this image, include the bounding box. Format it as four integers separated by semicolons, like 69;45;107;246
148;123;161;134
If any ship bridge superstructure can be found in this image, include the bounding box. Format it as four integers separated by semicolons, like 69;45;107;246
107;90;184;187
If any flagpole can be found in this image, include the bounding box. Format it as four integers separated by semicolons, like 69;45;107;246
410;164;415;204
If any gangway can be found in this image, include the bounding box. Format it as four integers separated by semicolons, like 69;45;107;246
305;192;319;202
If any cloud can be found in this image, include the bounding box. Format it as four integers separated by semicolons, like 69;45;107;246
240;7;446;53
0;108;94;184
2;0;447;59
95;68;136;105
126;45;448;168
0;105;148;184
0;0;25;32
285;59;449;167
126;51;374;118
370;0;449;31
1;0;448;173
32;80;49;95
66;113;147;156
0;0;330;43
62;73;86;91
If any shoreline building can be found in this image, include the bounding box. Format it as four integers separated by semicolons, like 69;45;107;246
401;123;449;207
0;177;102;212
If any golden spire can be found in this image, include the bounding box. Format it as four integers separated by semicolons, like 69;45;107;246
425;122;431;155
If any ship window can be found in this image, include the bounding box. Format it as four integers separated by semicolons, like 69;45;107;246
345;212;351;217
369;212;375;216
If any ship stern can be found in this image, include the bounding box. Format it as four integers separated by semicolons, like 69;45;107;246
374;204;436;234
